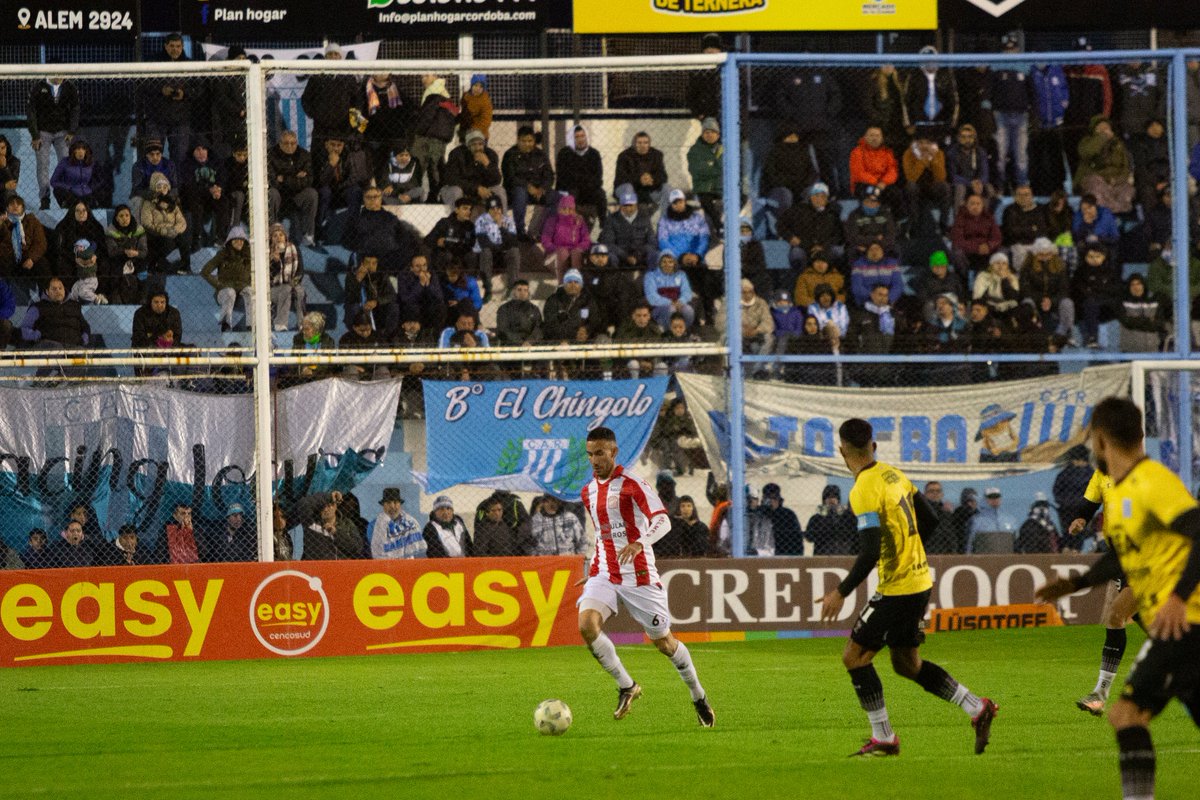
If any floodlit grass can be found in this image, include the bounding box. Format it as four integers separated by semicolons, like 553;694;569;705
1;626;1197;799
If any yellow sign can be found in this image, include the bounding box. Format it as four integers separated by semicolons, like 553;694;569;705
573;0;937;33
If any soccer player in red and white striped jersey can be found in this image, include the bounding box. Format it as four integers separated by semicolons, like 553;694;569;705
577;426;714;727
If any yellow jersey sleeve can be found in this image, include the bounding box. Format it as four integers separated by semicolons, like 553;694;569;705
1083;470;1107;504
849;473;882;532
1136;461;1199;528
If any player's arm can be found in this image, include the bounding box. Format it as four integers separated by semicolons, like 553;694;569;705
1152;507;1200;639
1067;498;1102;535
838;517;882;597
912;491;940;541
617;511;670;564
1035;548;1125;602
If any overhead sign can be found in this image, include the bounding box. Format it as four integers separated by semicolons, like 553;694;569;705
0;0;136;42
184;0;573;38
938;0;1200;30
572;0;936;32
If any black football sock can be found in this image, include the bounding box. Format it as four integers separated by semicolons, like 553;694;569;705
915;660;984;717
1116;726;1155;800
1095;627;1128;698
849;665;894;741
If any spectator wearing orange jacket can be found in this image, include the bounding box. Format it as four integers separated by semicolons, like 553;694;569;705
848;126;904;218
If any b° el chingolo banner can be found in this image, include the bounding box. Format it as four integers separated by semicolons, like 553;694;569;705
0;557;582;666
572;0;937;33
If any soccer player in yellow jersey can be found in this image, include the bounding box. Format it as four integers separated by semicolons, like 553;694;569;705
1067;467;1140;715
820;418;999;757
1038;397;1200;800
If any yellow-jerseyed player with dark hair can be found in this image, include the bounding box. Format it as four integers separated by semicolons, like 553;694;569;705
1038;396;1200;800
820;417;998;757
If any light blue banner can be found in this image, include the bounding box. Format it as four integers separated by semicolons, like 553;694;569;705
424;378;669;499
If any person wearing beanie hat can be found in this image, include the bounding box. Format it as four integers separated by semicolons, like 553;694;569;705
972;249;1019;322
67;237;106;305
502;124;555;240
770;284;805;361
805;482;858;555
1019;232;1075;342
541;192;592;281
130;137;178;201
715;273;775;367
614;130;668;210
423;495;469;558
687;116;724;237
439;127;505;213
844;172;899;259
460;73;494;140
778;177;845;270
530;493;588;556
657;186;713;322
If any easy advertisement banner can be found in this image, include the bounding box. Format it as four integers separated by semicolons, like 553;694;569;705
572;0;936;33
0;556;582;666
423;378;668;499
0;0;136;42
184;0;572;38
676;365;1130;483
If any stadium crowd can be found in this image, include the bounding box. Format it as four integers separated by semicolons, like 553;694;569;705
0;33;1197;367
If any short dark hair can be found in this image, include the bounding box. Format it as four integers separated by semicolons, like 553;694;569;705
512;279;529;288
118;524;137;538
1080;193;1098;207
1091;396;1143;448
839;418;873;450
175;502;191;511
517;125;536;139
587;426;617;443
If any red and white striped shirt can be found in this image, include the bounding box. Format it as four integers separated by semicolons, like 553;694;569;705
581;465;667;587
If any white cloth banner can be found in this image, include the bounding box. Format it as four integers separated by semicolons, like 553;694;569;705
676;365;1131;482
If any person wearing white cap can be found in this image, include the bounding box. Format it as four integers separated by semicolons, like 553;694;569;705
687;117;723;236
1018;235;1076;341
613;131;668;213
973;250;1020;322
422;495;469;558
657;188;712;320
966;486;1018;553
599;187;656;269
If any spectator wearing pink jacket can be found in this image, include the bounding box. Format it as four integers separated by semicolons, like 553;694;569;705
540;193;591;280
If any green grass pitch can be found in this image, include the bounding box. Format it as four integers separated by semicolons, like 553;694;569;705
2;626;1197;799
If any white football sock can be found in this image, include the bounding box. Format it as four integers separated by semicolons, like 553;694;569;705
588;632;633;689
668;641;705;701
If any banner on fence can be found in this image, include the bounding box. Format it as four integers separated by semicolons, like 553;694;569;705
0;379;402;551
1147;371;1200;477
0;0;137;43
573;0;936;33
422;378;668;499
0;556;582;666
676;365;1130;482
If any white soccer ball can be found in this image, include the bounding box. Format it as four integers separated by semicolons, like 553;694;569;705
533;698;572;735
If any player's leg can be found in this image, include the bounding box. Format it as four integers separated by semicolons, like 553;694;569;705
651;632;714;727
577;583;639;718
1110;700;1157;800
624;583;714;726
843;595;898;755
1080;581;1134;715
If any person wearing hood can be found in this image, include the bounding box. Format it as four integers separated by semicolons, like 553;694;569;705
541;193;591;280
1063;42;1114;177
556;124;605;225
356;72;414;169
49;138;97;209
848;126;902;215
794;250;846;308
643;249;695;330
737;216;770;300
1118;273;1165;353
26;74;78;210
300;43;359;159
805;485;858;555
543;267;603;343
0;194;49;282
1016;496;1060;554
410;73;459;197
179;138;229;247
140;171;190;274
459;73;493;140
502;125;555;240
375;140;424;206
496;279;543;346
902;45;960;140
439;128;505;211
807;281;850;340
131;288;183;349
201;225;251;332
761;122;818;218
105;204;148;303
267;130;319;246
1074;115;1135;214
770;288;806;355
614;131;668;210
0;134;22;201
687;117;724;234
530;494;588;556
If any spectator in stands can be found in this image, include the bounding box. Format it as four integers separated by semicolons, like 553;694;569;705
738;215;771;299
643;250;694;330
49;139;98;210
410;73;458;196
130;140;178;211
968;298;1005;352
794;250;846;309
1063;40;1114;175
848;283;895;356
347;188;420;274
769;289;805;355
131;288;182;349
715;278;775;365
616;302;663;378
949;192;1001;278
864;64;908;153
53;200;105;279
555;125;605;226
1029;61;1071;196
1001;185;1050;270
1071;243;1120;348
915;250;966;319
344;253;397;342
543;268;602;344
659;496;708;559
775;63;844;192
779;182;844;271
946;123;995;211
761;122;817;220
142;33;193;162
1072;193;1120;257
530;495;588;556
300;492;361;561
1019;237;1074;342
0;274;14;349
1131;119;1170;218
355;71;413;169
614;131;668;211
804;485;857;555
460;74;493;141
20;276;89;348
66;239;105;305
268;224;305;332
376;141;425;208
368;487;424;559
315;136;370;244
301;43;358;159
292;311;336;381
687;118;724;234
267;131;318;247
423;495;469;558
394;309;431;412
0;135;20;202
100;524;151;567
439;306;490;349
496;279;543;346
686;33;724;121
199;502;255;562
440;129;505;211
271;503;293;562
178;138;228;247
105;204;148;303
658;189;710;307
52;520;96;568
991;35;1033;191
1118;273;1165;353
201;225;251;332
396;252;445;334
339;310;385;379
782;316;837;383
902;132;952;233
903;46;959;142
440;259;483;318
27;74;79;210
760;483;800;557
207;46;248;163
850;241;903;307
427;195;477;274
966;487;1018;553
973;251;1020;324
19;528;52;569
660;311;701;375
1016;496;1060;554
541;193;591;281
808;282;850;341
141;171;189;275
0;194;50;284
160;503;200;564
1074;115;1134;214
222;141;248;228
472;496;534;557
929;292;968;353
1114;61;1164;139
473;196;520;299
1147;245;1200;316
843;184;897;258
599;187;656;269
503;125;555;241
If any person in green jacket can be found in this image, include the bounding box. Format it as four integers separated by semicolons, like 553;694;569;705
1074;115;1135;213
201;225;252;331
686;117;724;236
